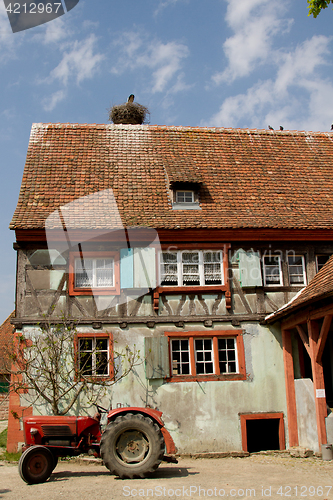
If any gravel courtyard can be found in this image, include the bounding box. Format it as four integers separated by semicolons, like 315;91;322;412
0;454;332;500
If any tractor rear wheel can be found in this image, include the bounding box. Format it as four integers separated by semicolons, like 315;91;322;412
18;445;54;484
100;413;164;479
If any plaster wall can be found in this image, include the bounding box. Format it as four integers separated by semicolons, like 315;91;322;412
18;321;287;454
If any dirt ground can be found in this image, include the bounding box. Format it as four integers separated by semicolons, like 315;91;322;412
0;454;332;500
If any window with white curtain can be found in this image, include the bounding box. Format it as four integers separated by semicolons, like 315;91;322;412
160;250;223;286
75;258;114;288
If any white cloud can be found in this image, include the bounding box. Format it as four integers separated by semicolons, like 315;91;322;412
42;17;71;44
111;31;189;94
274;35;330;93
48;34;104;85
42;89;67;111
213;0;290;84
206;34;333;132
154;0;188;16
206;1;333;132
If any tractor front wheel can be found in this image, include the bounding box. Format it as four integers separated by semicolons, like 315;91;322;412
100;413;164;479
18;445;54;484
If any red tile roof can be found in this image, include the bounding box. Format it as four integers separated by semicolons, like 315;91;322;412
266;255;333;322
0;312;14;372
10;124;333;230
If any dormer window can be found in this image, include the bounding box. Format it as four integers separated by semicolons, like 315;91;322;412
171;182;201;210
176;190;194;203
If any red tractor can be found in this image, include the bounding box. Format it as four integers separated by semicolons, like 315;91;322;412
18;405;177;484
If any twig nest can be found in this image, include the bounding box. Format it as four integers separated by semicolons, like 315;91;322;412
109;101;150;125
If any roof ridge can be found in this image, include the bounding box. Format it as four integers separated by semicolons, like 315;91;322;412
30;123;333;136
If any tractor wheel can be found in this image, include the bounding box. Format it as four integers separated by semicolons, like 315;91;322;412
100;413;165;479
51;454;58;471
18;446;54;484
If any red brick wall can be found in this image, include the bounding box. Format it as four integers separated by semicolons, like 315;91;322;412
7;390;32;453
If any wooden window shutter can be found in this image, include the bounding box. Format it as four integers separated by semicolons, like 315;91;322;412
120;248;134;288
145;336;170;379
238;249;262;287
133;248;156;288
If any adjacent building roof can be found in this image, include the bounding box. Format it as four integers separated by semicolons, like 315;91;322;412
10;123;333;231
0;312;14;372
266;255;333;323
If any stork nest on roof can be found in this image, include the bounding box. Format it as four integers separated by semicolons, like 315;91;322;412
109;101;150;125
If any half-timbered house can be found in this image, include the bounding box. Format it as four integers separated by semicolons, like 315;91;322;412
8;123;333;454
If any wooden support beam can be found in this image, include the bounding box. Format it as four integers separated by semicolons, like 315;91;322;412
296;324;310;357
307;320;327;448
316;314;332;363
282;329;298;447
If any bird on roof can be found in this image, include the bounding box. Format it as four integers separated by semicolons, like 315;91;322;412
128;94;135;103
280;126;284;131
268;125;274;130
331;123;333;130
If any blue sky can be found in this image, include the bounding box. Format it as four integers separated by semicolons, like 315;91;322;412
0;0;333;322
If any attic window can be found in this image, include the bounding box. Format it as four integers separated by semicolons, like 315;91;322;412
176;190;194;203
171;182;201;210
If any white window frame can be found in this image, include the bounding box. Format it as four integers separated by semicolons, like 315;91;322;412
287;255;306;286
78;336;110;377
74;257;114;289
175;190;195;203
169;335;239;377
159;250;224;287
262;255;283;286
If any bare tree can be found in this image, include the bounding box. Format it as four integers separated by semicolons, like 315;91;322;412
5;318;141;415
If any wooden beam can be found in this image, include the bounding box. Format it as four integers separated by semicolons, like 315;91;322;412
296;325;310;357
281;302;333;330
282;329;298;447
316;314;332;363
307;320;327;447
282;310;310;331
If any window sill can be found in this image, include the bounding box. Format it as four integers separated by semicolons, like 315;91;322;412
154;285;231;310
69;287;120;296
172;203;201;210
166;373;247;383
156;285;228;293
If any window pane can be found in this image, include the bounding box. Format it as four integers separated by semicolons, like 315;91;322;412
79;338;92;351
79;352;92;375
96;338;108;351
79;337;109;377
263;256;281;285
75;258;93;288
316;255;329;272
288;256;305;285
161;252;178;285
194;338;214;374
96;352;108;375
204;252;222;285
218;337;237;374
182;252;200;285
218;338;226;350
96;259;113;287
171;339;190;375
176;191;194;203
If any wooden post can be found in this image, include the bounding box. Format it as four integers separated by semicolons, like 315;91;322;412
282;329;298;447
308;320;327;447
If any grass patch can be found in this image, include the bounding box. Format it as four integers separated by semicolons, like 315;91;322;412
0;428;7;448
0;428;21;462
0;450;21;462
